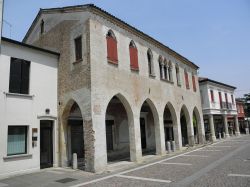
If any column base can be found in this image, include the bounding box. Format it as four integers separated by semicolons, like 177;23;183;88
211;136;217;142
188;136;195;147
235;132;240;136
225;134;230;138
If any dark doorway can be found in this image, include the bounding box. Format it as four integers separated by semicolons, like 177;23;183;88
181;115;189;146
69;119;84;159
106;120;114;151
40;120;53;169
140;118;147;149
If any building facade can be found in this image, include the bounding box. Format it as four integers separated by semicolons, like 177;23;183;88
23;4;206;173
236;99;248;134
199;78;240;142
0;37;58;178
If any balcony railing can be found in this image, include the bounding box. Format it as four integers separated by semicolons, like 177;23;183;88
220;102;233;110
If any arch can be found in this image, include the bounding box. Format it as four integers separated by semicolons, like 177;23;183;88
163;102;178;148
104;93;135;162
129;40;139;70
106;29;118;63
147;49;153;75
193;106;202;144
180;105;191;146
61;99;85;169
139;98;160;156
106;29;116;40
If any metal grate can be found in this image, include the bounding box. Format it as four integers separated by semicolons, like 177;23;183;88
55;178;77;183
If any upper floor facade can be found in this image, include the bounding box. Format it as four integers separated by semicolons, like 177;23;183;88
199;77;237;116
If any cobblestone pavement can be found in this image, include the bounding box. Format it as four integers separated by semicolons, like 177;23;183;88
1;135;250;187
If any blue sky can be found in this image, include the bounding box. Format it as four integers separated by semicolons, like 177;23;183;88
2;0;250;97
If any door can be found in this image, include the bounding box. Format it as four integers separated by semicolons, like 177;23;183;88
140;118;147;149
70;120;84;159
40;120;53;169
106;120;114;151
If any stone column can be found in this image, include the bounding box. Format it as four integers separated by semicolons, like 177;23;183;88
169;67;173;82
155;115;166;156
174;116;182;150
208;114;216;142
129;113;142;163
234;115;240;136
187;116;195;147
223;115;230;138
160;62;165;79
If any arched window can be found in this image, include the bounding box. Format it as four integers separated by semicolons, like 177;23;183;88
147;49;154;76
175;65;181;86
163;59;168;80
129;41;139;70
159;56;163;79
168;61;173;82
184;70;190;89
106;30;118;64
192;73;197;92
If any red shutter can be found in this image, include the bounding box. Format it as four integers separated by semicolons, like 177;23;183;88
130;47;139;70
210;90;214;102
225;93;228;108
185;72;189;89
192;75;196;92
106;37;118;64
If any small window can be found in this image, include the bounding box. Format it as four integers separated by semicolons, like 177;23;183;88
159;56;163;79
192;74;197;92
231;94;234;104
168;62;173;82
129;41;139;70
7;126;28;156
9;58;30;94
106;30;118;64
147;49;153;76
219;92;222;108
225;93;228;108
74;36;82;62
210;90;214;102
176;65;181;86
40;20;44;35
184;70;190;89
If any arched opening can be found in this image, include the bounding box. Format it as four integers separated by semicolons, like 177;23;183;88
193;107;203;144
66;101;85;169
158;56;163;79
106;29;118;64
105;96;130;162
180;106;189;146
147;49;153;75
129;40;139;70
140;100;157;155
163;103;178;149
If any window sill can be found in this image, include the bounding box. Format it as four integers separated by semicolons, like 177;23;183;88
149;74;156;78
160;79;174;84
4;92;34;98
73;59;83;64
130;67;139;72
177;83;182;87
3;154;32;161
107;59;118;66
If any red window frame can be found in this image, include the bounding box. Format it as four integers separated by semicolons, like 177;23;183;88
192;75;196;92
129;45;139;70
106;36;118;64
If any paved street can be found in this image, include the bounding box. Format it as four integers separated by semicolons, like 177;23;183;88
1;135;250;187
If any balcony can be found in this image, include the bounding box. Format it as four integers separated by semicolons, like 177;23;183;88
220;102;233;110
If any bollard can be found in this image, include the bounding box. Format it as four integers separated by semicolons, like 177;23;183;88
167;141;171;154
171;140;176;152
73;153;78;170
218;133;221;140
223;132;226;139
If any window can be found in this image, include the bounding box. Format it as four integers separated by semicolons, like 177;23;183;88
168;62;173;82
40;19;44;35
184;70;190;89
219;92;222;108
129;41;139;70
9;58;30;94
192;74;197;92
231;94;234;104
176;65;181;86
159;56;163;79
74;36;82;61
106;30;118;64
210;90;214;102
147;49;153;75
225;93;228;108
7;126;28;156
